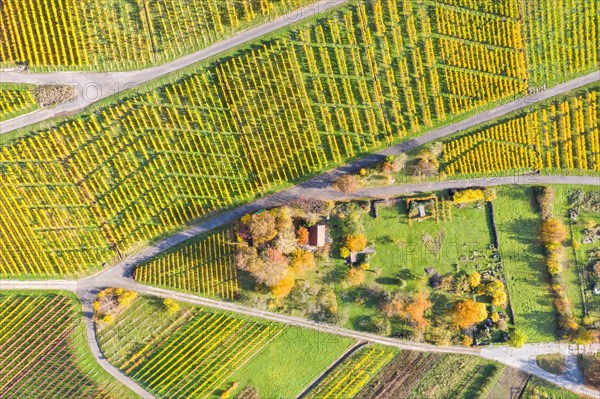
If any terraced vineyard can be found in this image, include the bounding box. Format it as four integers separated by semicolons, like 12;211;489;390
524;0;598;86
0;84;38;122
0;0;544;278
0;0;316;70
305;346;397;399
442;85;599;175
0;293;135;399
134;230;238;299
99;300;285;399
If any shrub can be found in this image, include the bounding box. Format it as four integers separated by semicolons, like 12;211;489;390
339;246;350;259
462;335;474;347
507;328;527;348
333;174;360;194
163;298;180;315
453;189;485;205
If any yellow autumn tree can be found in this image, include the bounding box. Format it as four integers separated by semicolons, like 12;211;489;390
452;299;487;328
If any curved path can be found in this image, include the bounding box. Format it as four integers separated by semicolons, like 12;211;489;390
0;0;347;135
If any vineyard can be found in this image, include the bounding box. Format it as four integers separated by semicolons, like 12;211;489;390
406;354;500;399
305;346;396;399
0;293;135;399
0;84;38;122
354;351;442;399
0;0;540;278
0;0;316;70
442;87;600;175
110;305;285;398
134;230;238;299
523;0;598;87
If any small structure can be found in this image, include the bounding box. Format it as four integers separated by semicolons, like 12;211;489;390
569;209;579;221
308;225;326;247
418;205;426;218
593;284;600;296
347;251;358;265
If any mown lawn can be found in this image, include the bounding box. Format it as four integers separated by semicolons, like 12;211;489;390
362;197;493;292
494;186;557;342
553;185;599;323
221;327;355;398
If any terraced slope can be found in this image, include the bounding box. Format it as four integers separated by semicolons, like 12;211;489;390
0;0;317;70
0;0;547;278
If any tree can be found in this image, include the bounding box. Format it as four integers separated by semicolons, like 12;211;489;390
507;328;527;348
382;293;406;318
251;258;288;287
462;335;473;347
485;280;507;308
333;174;360;194
452;299;487;328
536;186;555;220
296;227;309;245
248;211;278;245
235;246;261;273
593;262;600;279
546;259;563;275
539;218;568;244
467;271;481;289
344;268;365;286
345;233;367;252
290;249;315;275
163;298;180;315
405;292;432;329
270;271;295;298
573;327;596;345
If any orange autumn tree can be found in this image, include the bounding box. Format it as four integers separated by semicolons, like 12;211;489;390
383;292;431;330
452;299;487;328
405;292;432;329
296;227;309;245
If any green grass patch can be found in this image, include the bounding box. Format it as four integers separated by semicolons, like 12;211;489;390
494;186;557;341
522;376;587;399
222;327;356;399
